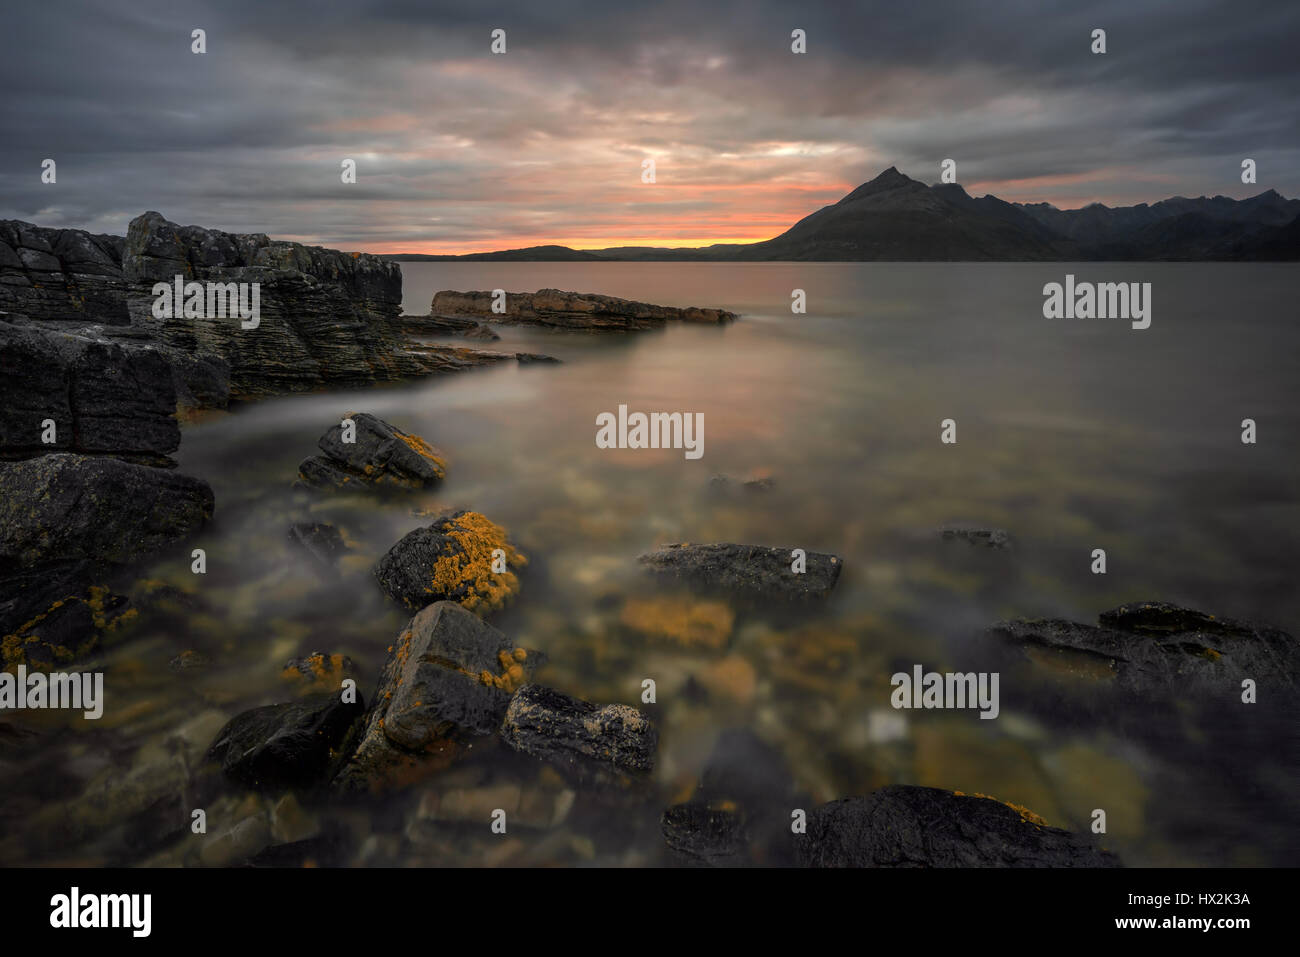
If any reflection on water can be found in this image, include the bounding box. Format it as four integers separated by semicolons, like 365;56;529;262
2;263;1297;866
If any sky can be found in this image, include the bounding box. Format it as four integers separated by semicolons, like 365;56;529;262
1;0;1297;254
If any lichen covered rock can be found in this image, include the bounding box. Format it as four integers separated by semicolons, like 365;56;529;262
333;602;542;793
297;412;446;491
374;510;526;613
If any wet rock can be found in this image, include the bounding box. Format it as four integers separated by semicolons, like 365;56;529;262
515;352;561;364
795;785;1120;867
296;412;445;491
373;509;526;613
939;524;1011;549
0;561;133;670
0;454;213;568
638;542;842;601
500;684;658;785
987;601;1298;695
207;692;365;792
430;288;737;330
0;320;180;464
287;522;348;571
661;803;748;866
333;602;541;793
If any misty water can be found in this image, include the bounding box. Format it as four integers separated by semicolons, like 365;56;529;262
4;263;1297;867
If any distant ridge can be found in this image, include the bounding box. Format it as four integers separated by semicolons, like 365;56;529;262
386;168;1300;262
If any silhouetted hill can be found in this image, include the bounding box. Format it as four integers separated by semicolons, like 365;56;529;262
385;169;1300;262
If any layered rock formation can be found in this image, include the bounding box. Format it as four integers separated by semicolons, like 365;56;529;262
430;288;737;329
0;221;129;324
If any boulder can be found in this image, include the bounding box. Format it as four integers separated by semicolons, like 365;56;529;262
0;454;213;568
795;786;1120;867
297;413;445;491
373;510;526;613
207;692;365;792
500;684;658;785
638;542;842;600
333;601;541;793
430;288;737;330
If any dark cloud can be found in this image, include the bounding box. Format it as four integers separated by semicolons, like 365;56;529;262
1;0;1295;249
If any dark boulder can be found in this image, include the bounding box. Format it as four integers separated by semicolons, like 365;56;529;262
661;803;748;866
296;412;445;491
0;454;212;567
500;684;658;785
796;786;1120;868
638;542;842;601
207;692;365;792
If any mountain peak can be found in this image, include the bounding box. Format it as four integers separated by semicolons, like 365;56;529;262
838;166;919;204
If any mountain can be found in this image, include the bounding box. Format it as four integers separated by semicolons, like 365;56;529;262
382;168;1300;262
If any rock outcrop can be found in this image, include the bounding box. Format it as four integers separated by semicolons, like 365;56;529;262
373;510;526;613
795;786;1120;867
333;602;540;792
297;412;446;491
638;542;842;600
0;221;129;324
430;288;737;330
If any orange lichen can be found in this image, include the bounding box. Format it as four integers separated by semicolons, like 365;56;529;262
953;790;1050;826
428;511;526;613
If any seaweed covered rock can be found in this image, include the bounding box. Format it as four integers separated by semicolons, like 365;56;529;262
333;602;541;793
297;413;446;491
373;510;526;613
500;684;658;786
796;786;1119;868
207;692;365;792
987;601;1298;696
638;543;841;601
0;454;213;567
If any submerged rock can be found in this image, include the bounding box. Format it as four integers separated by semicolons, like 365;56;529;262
939;524;1011;549
297;412;446;491
662;803;748;866
374;509;526;613
287;522;348;571
333;602;541;793
399;313;501;340
0;453;213;567
987;601;1298;695
638;543;842;601
281;652;357;693
0;561;133;670
430;288;737;330
795;785;1119;867
207;692;365;792
500;684;658;785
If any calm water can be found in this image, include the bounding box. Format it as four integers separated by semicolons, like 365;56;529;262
3;263;1297;866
